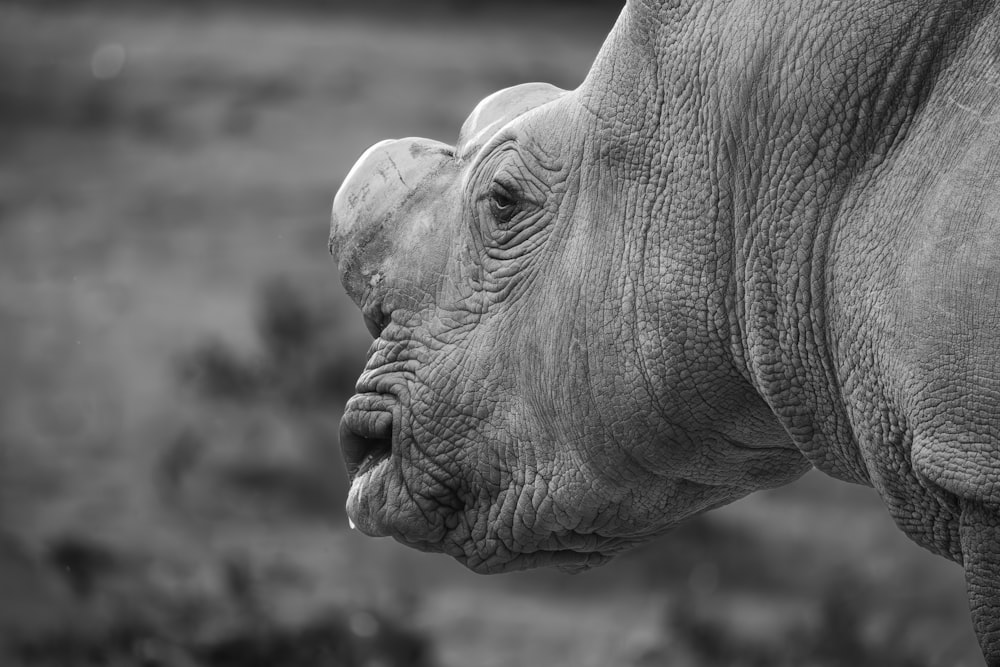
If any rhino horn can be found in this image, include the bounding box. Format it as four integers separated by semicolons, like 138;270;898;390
457;82;566;158
329;137;458;333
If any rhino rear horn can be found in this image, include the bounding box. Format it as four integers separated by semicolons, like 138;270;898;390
457;82;566;158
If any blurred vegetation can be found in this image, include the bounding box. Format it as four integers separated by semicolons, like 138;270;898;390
0;1;984;665
657;571;939;667
9;537;430;667
165;274;358;522
177;276;360;409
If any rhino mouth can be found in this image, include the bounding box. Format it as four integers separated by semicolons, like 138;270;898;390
339;391;638;572
339;399;393;481
340;389;398;537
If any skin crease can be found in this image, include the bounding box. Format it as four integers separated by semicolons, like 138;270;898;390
330;0;1000;661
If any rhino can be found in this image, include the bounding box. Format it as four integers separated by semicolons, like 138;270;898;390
329;0;1000;660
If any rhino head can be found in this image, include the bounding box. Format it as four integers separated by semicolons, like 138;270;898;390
328;9;818;574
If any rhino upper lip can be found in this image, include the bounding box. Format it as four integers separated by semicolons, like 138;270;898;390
342;336;411;481
340;399;394;481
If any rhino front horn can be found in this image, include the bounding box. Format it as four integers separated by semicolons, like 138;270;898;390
330;137;458;328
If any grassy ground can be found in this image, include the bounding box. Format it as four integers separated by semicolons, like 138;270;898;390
0;3;985;665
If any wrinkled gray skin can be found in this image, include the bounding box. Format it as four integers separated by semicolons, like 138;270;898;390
329;0;1000;661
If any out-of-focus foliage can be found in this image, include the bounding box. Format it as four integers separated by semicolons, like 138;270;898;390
8;537;430;667
177;276;361;409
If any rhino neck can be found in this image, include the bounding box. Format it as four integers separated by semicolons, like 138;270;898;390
584;0;990;484
714;0;991;484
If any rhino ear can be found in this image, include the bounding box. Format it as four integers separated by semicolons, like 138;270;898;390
457;82;566;158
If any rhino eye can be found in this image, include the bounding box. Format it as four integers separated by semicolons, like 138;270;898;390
488;182;521;225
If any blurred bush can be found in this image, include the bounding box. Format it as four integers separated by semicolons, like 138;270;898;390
1;272;430;666
166;274;364;521
656;569;939;667
10;537;432;667
176;275;360;409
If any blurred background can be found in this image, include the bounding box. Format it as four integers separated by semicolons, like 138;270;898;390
0;1;984;665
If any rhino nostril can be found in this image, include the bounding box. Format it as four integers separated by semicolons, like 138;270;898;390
339;410;393;480
363;312;386;339
360;300;390;339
